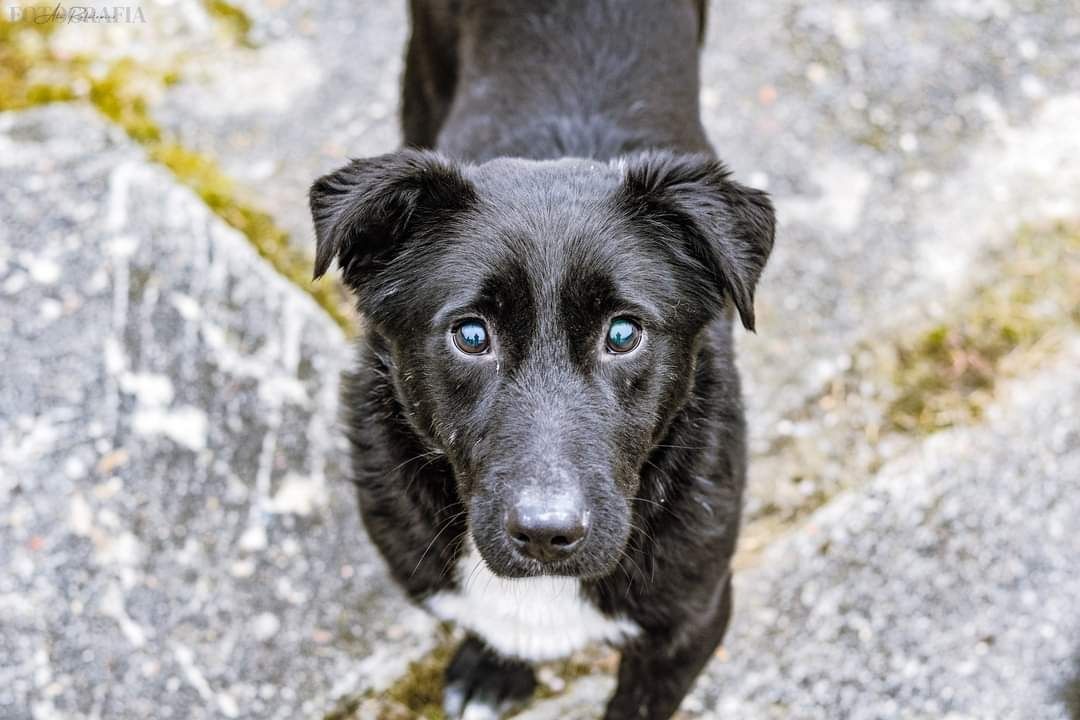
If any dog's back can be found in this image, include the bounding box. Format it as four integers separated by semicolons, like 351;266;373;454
405;0;709;160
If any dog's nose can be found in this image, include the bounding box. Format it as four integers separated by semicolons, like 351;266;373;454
506;503;589;562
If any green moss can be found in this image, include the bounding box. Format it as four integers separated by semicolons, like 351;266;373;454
380;641;455;720
204;0;255;46
324;640;453;720
886;222;1080;433
0;16;63;110
321;697;362;720
854;126;890;152
329;640;613;719
736;220;1080;565
84;63;353;331
21;83;74;105
1062;657;1080;720
88;61;163;142
149;143;354;331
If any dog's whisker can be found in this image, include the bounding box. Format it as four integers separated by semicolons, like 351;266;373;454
627;522;657;551
436;531;467;578
614;554;635;597
617;546;649;596
463;555;486;593
401;453;453;496
383;449;444;480
437;530;470;581
409;510;468;579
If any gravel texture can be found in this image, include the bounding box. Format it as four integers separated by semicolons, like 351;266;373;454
0;105;435;720
698;341;1080;719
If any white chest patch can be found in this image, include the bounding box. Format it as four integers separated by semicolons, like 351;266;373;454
426;547;640;662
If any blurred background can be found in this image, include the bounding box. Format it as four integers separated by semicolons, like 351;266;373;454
1;1;1078;718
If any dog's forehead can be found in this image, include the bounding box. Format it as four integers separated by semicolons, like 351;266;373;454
454;156;639;273
428;157;676;327
446;158;659;288
466;157;624;210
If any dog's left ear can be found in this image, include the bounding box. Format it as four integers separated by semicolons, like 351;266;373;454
617;152;775;331
309;149;475;287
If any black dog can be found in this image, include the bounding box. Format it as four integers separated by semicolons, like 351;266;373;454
309;1;774;718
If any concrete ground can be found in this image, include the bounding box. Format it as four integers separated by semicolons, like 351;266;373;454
1;1;1078;718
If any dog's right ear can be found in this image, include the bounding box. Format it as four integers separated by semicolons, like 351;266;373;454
309;149;475;286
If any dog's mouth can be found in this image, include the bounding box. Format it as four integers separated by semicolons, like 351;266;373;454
474;545;613;580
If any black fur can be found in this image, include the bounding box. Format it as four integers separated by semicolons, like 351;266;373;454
310;2;774;718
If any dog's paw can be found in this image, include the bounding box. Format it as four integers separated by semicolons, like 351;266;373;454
443;636;537;720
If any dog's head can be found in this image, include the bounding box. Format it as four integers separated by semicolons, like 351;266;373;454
311;149;773;579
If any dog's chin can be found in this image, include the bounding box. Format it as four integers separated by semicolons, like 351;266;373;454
472;537;625;580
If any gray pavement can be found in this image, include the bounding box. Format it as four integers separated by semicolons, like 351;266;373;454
0;105;435;720
701;343;1080;719
2;1;1079;719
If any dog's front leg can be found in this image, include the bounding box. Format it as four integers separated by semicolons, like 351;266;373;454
603;576;733;720
442;634;537;720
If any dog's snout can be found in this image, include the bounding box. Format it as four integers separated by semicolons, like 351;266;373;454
506;502;590;562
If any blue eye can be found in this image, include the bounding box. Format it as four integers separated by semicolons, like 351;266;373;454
453;320;490;354
606;317;642;354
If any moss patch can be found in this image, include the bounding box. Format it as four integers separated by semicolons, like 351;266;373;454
1062;651;1080;720
203;0;256;47
87;60;163;142
533;652;613;701
0;15;71;110
886;221;1080;433
328;640;617;719
0;15;353;333
736;220;1080;568
324;639;454;720
149;143;353;330
378;641;455;720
